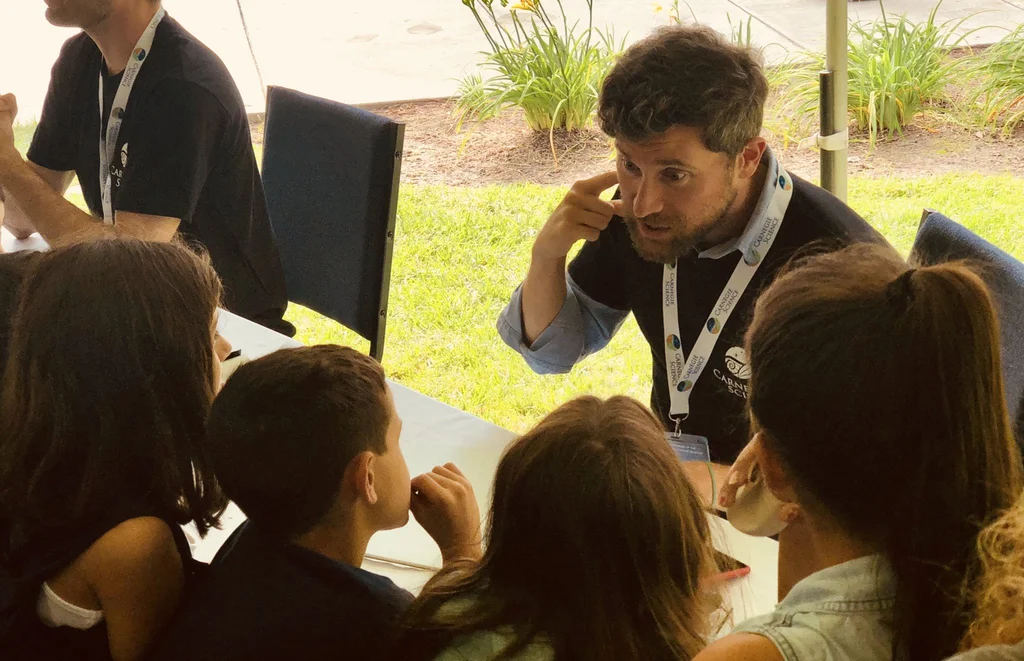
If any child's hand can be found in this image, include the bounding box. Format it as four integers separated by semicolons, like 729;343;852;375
411;463;482;564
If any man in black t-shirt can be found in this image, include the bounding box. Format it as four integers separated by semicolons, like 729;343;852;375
497;26;885;496
0;0;291;334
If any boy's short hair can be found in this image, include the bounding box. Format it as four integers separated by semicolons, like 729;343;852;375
598;25;768;156
207;345;390;539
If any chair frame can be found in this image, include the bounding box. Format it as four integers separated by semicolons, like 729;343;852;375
262;86;404;363
371;124;405;363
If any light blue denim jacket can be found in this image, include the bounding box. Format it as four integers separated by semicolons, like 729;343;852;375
732;555;895;661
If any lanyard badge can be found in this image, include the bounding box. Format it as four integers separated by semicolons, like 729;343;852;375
662;165;794;430
97;7;166;224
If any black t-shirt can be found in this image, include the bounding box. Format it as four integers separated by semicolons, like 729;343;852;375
27;16;292;335
151;522;413;661
569;173;886;463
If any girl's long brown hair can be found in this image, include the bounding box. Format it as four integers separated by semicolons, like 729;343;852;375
0;239;226;534
395;396;720;661
746;243;1023;661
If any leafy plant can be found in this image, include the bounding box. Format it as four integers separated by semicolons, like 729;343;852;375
727;12;755;50
967;25;1024;136
772;0;976;148
456;0;623;153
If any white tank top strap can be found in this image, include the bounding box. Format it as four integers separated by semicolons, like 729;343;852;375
36;582;105;630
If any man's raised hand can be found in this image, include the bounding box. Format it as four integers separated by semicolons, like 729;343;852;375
531;170;623;263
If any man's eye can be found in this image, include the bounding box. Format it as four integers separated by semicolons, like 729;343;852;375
664;170;688;183
622;160;640;174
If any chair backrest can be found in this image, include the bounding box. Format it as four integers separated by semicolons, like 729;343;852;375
912;210;1024;446
261;86;404;361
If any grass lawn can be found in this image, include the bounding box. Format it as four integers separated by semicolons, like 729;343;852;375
290;176;1024;433
13;122;36;157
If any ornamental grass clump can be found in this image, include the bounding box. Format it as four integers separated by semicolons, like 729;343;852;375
456;0;622;142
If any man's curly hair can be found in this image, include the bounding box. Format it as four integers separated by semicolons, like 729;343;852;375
598;25;768;156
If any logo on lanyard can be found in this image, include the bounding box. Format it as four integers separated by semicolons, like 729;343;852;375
98;7;165;224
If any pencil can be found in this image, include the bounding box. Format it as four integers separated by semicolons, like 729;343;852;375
712;566;752;583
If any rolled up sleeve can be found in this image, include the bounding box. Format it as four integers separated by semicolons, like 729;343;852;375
497;273;628;375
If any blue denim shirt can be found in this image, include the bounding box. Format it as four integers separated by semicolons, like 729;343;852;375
732;555;895;661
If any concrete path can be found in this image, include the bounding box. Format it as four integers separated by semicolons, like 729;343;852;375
3;0;1023;121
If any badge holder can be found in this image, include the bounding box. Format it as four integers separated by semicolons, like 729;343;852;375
664;416;711;464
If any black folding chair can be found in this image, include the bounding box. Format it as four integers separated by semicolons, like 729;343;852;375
261;86;404;362
912;210;1024;447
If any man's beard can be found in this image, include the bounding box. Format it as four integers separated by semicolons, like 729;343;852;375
45;0;112;29
623;190;737;264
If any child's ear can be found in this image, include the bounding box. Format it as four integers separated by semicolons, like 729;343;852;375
753;433;799;504
349;452;378;506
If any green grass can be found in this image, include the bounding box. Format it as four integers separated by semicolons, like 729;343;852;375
14;121;37;158
288;175;1024;433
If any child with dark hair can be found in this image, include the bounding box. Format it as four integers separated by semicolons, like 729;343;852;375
152;345;482;661
0;240;231;661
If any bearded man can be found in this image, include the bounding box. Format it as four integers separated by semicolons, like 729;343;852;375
498;25;885;498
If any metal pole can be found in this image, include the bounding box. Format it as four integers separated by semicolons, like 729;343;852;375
820;70;835;191
823;0;848;201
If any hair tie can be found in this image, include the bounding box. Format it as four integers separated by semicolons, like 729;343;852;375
886;269;917;309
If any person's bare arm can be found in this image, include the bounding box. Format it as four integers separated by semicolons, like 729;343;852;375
82;517;185;661
0;94;179;246
0;151;179;245
0;161;74;239
693;633;784;661
521;171;623;344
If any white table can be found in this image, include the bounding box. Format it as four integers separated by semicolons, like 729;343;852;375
1;227;49;253
3;225;780;628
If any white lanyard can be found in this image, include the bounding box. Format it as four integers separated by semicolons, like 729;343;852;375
98;6;166;223
663;164;794;430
